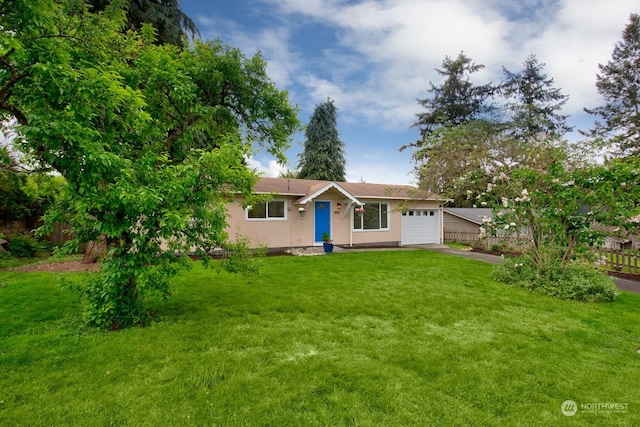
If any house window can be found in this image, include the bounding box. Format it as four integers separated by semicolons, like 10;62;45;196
354;202;389;230
247;200;286;220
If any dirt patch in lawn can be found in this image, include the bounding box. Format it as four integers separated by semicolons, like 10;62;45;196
5;260;100;273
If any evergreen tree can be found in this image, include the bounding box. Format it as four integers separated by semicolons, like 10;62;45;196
0;146;30;224
297;99;347;181
406;53;494;193
501;54;573;142
584;13;640;156
410;52;494;145
88;0;199;47
408;53;570;201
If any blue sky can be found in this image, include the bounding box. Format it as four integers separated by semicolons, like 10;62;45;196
180;0;638;185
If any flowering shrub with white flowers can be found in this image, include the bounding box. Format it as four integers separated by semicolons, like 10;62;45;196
472;159;640;271
467;157;640;302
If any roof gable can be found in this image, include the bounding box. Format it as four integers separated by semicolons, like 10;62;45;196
295;182;362;205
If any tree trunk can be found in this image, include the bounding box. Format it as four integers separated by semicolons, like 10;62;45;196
82;235;107;264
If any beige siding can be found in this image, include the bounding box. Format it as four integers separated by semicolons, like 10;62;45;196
351;200;402;246
225;196;304;248
226;195;354;248
226;198;441;249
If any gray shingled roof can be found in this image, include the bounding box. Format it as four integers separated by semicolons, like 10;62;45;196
443;208;493;225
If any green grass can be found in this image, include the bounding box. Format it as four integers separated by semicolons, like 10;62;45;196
444;241;473;250
1;250;639;426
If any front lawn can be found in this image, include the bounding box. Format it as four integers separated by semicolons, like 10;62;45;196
1;250;638;426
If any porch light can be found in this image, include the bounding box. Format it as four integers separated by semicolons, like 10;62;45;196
337;203;342;209
298;207;306;218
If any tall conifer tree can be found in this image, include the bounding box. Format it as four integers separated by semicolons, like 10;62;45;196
410;52;493;145
584;13;640;156
501;54;572;142
297;99;347;181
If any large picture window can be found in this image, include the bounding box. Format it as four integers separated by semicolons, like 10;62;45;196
247;200;286;220
354;202;389;230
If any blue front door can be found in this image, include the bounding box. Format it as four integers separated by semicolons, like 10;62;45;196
314;201;331;243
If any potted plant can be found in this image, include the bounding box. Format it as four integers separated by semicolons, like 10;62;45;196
321;232;333;253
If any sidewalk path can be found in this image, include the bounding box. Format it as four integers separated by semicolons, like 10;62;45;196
410;244;640;295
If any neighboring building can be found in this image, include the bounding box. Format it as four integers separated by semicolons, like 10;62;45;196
225;177;444;250
442;208;492;245
443;208;492;234
602;231;640;250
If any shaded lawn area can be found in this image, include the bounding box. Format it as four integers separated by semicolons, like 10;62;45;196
1;250;639;426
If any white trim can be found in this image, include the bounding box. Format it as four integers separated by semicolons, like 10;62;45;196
296;182;362;206
246;199;288;221
440;206;444;243
352;201;390;231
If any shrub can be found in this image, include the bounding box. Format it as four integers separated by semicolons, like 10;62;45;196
541;264;619;302
492;256;618;302
7;234;39;258
489;243;505;252
221;236;267;279
39;240;58;253
492;256;539;286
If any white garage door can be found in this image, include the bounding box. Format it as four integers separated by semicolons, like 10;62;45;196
401;209;440;245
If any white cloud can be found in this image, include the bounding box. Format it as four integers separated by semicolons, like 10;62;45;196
518;0;639;114
245;157;288;177
263;0;638;128
298;75;346;107
195;14;301;89
190;0;640;184
346;161;417;186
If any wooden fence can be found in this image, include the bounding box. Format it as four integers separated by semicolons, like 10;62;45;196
593;247;640;275
47;223;74;245
1;221;74;245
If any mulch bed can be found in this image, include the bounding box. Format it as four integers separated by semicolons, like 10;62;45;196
470;247;520;257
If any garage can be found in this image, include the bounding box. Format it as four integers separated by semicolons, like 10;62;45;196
401;209;441;245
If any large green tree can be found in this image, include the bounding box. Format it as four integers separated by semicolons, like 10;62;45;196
297;98;347;181
409;53;572;201
410;52;494;144
406;53;494;194
584;13;640;156
501;54;573;142
1;0;299;328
